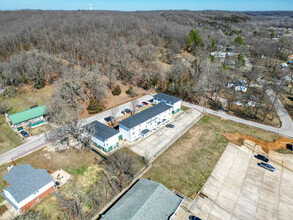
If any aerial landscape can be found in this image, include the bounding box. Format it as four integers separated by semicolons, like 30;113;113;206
0;0;293;219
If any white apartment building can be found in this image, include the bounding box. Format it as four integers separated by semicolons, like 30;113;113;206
83;120;121;153
119;103;172;142
153;93;182;114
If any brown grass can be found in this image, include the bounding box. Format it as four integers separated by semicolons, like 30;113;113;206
143;114;279;197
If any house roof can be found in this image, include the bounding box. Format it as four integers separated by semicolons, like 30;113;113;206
119;103;172;129
153;93;182;104
2;164;53;203
101;178;182;220
8;105;48;125
83;120;119;141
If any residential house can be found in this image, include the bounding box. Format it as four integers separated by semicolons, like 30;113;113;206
101;178;183;220
119;103;172;142
82;120;121;153
1;164;54;213
5;105;48;131
228;79;248;93
153;93;182;114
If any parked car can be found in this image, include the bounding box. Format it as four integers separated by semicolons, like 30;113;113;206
166;124;175;128
54;181;61;189
189;216;201;220
142;101;148;105
104;116;114;122
148;99;154;103
125;108;131;113
257;162;275;172
121;110;126;115
254;154;269;162
20;130;29;138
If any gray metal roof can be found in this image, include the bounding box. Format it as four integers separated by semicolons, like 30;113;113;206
2;164;53;203
83;121;119;141
102;178;182;220
119;103;172;129
153;93;182;104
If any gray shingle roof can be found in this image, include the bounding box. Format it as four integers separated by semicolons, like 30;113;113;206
154;93;182;104
83;121;119;141
119;103;172;129
2;164;53;203
102;178;182;220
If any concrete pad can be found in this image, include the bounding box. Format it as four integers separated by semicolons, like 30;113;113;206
193;142;293;220
51;169;72;187
130;109;202;160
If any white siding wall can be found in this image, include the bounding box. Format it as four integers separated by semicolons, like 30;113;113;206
103;133;120;151
86;132;119;151
4;181;54;210
119;124;130;142
121;108;172;142
172;101;181;112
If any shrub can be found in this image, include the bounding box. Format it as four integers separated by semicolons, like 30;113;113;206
112;85;121;96
87;97;104;114
234;36;244;46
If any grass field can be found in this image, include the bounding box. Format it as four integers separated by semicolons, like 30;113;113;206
279;90;293;121
0;86;53;154
143;114;279;197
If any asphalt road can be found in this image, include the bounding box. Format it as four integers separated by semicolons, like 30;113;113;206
0;95;153;166
1;93;292;166
182;101;293;139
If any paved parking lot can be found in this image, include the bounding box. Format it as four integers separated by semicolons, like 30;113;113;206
128;109;202;160
192;142;293;220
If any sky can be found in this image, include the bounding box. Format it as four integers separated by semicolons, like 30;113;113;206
0;0;292;11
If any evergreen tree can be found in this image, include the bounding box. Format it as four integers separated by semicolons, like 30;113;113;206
87;97;104;114
112;85;121;96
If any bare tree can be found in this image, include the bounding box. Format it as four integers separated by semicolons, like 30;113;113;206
130;100;138;115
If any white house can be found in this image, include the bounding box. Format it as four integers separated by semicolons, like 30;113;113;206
1;164;54;213
119;103;172;142
153;93;182;114
83;120;121;153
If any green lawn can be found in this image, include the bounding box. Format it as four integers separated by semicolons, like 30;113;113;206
144;114;279;197
181;105;190;111
0;86;53;154
0;115;23;154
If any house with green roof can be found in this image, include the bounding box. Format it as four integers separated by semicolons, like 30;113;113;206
101;178;183;220
5;105;48;131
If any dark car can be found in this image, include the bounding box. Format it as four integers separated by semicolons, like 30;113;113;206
166;124;175;128
189;216;201;220
104;116;114;122
142;101;148;105
254;154;269;162
20;130;29;138
121;110;126;115
54;181;61;189
125;108;131;113
257;162;275;172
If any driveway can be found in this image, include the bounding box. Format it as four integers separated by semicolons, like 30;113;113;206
129;109;202;160
192;142;293;220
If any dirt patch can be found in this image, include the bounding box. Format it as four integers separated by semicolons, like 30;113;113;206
223;132;293;154
0;205;7;216
79;83;154;119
